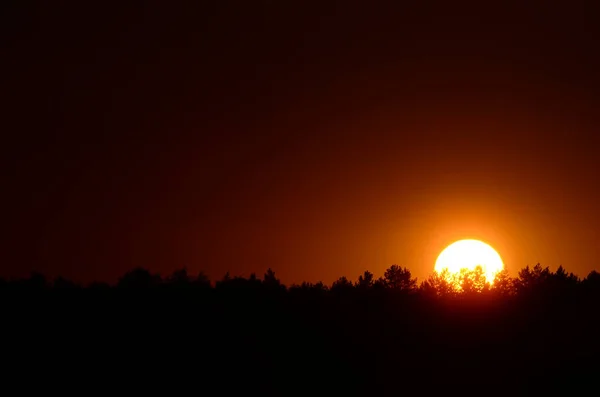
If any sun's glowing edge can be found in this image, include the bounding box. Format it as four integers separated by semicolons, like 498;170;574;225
434;239;504;284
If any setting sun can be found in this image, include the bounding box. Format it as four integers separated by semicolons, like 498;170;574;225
435;239;504;283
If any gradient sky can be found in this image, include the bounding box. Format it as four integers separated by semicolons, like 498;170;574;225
3;1;599;284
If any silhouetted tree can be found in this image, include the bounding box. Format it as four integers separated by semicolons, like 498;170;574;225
490;269;515;297
420;269;455;297
459;266;489;294
118;267;161;289
313;281;328;292
552;265;579;287
215;272;232;289
382;265;417;292
515;263;551;294
25;272;48;290
583;270;600;287
263;268;285;291
356;270;374;289
217;274;255;291
581;270;600;299
289;281;312;292
373;277;387;290
192;271;211;288
289;281;329;299
167;267;191;286
331;276;354;293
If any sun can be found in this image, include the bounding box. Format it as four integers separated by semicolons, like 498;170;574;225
435;239;504;283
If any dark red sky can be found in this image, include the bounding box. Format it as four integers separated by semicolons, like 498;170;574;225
3;1;599;284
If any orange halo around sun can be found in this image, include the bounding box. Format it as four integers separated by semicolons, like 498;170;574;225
435;239;504;283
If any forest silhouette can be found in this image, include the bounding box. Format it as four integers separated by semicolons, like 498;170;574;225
3;264;599;395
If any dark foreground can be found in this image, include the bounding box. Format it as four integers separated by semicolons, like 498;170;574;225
3;282;599;396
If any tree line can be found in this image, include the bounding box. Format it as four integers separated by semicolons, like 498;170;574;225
2;263;599;395
3;263;599;300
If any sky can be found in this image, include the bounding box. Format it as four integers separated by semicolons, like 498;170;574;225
2;1;600;284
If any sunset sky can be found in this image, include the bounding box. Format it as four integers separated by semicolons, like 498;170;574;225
3;1;599;284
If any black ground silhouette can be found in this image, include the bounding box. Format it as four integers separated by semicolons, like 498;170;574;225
2;264;599;395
